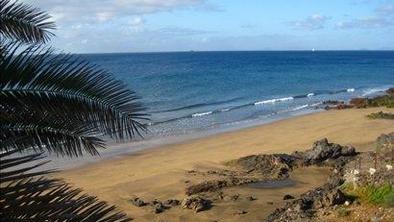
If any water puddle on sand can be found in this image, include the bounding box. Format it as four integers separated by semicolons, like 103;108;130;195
192;166;331;222
246;166;331;190
247;178;296;189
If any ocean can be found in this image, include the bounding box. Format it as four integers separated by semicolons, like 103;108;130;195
41;50;394;169
81;51;394;141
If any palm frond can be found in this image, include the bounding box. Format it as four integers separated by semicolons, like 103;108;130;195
0;150;132;221
0;122;106;157
0;43;148;156
0;0;55;43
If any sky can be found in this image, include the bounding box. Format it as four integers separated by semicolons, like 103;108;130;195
23;0;394;53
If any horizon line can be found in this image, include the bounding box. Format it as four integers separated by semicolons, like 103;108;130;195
76;49;394;55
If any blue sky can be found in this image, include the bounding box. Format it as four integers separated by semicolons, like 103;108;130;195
24;0;394;53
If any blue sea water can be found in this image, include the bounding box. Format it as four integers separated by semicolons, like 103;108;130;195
81;51;394;140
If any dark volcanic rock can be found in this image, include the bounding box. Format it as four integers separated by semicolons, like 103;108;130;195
266;177;348;222
185;180;228;195
283;194;295;200
323;100;344;105
228;153;299;177
246;196;257;201
181;195;211;213
341;145;356;156
300;138;357;165
376;132;394;147
318;189;346;207
130;197;146;207
164;199;180;207
152;202;165;214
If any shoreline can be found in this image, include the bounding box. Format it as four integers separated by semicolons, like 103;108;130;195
56;107;394;221
44;108;321;170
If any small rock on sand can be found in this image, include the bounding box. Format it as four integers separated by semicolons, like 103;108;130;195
164;199;180;206
234;210;248;215
246;196;257;201
181;195;211;213
152;202;165;214
283;194;295;200
130;197;146;207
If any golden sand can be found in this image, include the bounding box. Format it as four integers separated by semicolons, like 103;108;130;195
57;108;393;221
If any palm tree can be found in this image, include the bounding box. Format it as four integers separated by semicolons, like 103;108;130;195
0;0;147;221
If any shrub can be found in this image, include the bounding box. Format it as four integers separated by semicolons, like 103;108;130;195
344;183;393;206
366;111;394;120
350;95;394;108
368;95;394;108
383;191;394;207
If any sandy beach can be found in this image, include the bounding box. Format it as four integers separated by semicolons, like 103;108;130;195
56;107;394;221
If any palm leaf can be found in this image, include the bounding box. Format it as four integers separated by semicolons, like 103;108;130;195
0;43;148;156
0;0;55;43
0;150;132;221
1;43;148;137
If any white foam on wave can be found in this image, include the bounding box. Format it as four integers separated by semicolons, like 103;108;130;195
347;88;355;92
292;104;309;111
362;87;388;96
192;111;213;117
254;97;294;105
220;108;231;112
310;102;322;107
307;93;314;97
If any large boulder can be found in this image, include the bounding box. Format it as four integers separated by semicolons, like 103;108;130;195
302;138;356;165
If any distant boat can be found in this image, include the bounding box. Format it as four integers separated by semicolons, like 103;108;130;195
312;48;316;52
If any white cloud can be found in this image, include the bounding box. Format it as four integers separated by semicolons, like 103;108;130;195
289;14;330;30
336;4;394;29
336;17;393;29
23;0;209;25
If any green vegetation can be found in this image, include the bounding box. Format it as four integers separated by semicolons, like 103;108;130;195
350;94;394;108
343;183;394;207
366;111;394;120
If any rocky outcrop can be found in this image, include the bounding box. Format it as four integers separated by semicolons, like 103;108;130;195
266;178;347;222
293;138;356;165
186;139;356;196
376;132;394;147
229;153;298;177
